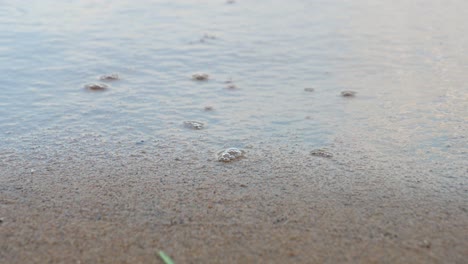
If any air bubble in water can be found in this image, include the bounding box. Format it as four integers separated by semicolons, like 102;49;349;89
84;83;109;91
99;74;119;81
341;90;356;97
183;121;204;130
192;73;209;81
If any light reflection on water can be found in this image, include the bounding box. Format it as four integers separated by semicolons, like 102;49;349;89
0;0;467;165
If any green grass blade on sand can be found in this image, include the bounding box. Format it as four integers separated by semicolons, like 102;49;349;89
158;251;174;264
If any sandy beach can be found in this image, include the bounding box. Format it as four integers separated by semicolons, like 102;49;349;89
1;139;466;263
1;0;468;263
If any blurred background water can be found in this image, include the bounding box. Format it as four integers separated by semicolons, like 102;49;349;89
0;0;467;167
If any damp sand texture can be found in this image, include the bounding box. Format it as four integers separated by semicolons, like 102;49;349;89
1;0;468;263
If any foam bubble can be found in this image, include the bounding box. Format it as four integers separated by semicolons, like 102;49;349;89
192;73;209;81
217;148;245;162
84;83;109;91
183;121;204;130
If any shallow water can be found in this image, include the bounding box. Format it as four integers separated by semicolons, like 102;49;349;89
0;0;467;168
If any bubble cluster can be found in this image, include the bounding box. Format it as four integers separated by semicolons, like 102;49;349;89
99;74;119;81
84;83;109;91
192;73;209;81
217;148;245;162
183;121;205;130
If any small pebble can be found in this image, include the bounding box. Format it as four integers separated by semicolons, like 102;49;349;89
304;88;314;92
204;106;214;111
310;148;333;158
84;83;108;91
183;121;204;130
341;90;357;97
217;148;245;162
99;74;119;81
192;73;209;81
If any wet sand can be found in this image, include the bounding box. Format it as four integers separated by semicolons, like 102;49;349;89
1;140;466;263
